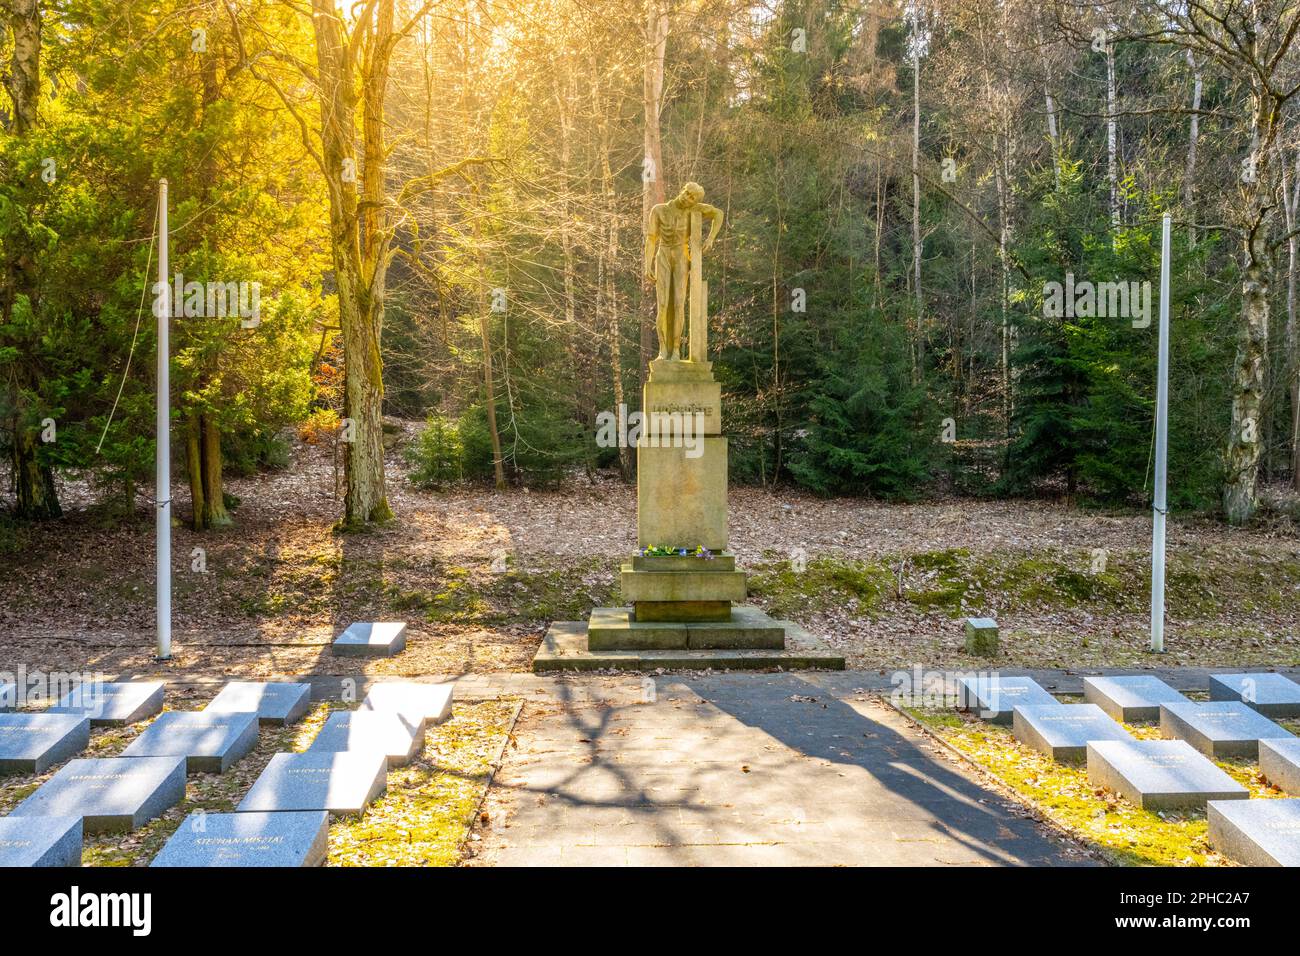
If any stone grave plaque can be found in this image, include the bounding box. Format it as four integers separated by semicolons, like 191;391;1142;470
1012;703;1132;762
1086;739;1249;810
1208;798;1300;867
150;810;329;867
236;751;387;817
1259;738;1300;795
956;675;1056;725
1082;675;1187;722
308;710;424;767
331;622;407;658
120;711;259;773
361;682;453;730
204;681;311;726
0;816;82;867
10;756;187;833
1209;672;1300;719
50;681;164;726
0;680;15;713
1159;700;1294;759
0;713;91;774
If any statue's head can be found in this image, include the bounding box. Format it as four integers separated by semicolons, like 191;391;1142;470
674;182;705;208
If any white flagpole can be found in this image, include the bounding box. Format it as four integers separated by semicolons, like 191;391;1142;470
1150;213;1171;654
156;179;172;661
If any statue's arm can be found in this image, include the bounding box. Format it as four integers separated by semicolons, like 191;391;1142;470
643;208;659;282
700;203;723;252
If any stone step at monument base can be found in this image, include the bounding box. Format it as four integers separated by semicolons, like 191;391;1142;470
589;605;786;650
634;600;731;622
533;619;845;672
621;563;745;604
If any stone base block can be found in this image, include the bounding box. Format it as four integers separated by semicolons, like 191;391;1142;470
631;552;735;572
637;437;727;552
620;564;746;603
634;601;731;622
587;605;787;651
533;620;845;672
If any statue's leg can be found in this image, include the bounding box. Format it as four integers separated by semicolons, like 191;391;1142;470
669;254;687;360
654;256;671;360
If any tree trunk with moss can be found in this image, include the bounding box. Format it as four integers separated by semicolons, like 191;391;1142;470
310;0;397;527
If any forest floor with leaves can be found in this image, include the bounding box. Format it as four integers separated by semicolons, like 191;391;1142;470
2;430;1299;680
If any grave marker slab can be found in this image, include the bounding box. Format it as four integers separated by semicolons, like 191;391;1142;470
1209;672;1300;719
956;675;1056;725
151;811;329;868
1082;675;1187;722
0;713;91;774
50;681;164;726
361;682;453;730
1011;703;1131;762
10;755;187;833
331;622;407;658
1259;738;1300;795
1208;798;1300;867
1159;700;1294;759
1086;739;1249;810
0;680;15;712
308;710;424;767
236;751;386;817
120;711;258;773
0;816;81;867
204;681;311;726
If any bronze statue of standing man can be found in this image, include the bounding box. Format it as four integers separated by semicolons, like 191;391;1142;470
643;182;723;361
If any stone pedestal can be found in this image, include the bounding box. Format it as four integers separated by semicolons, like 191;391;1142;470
530;227;844;672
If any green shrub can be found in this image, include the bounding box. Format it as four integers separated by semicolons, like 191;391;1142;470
407;413;465;488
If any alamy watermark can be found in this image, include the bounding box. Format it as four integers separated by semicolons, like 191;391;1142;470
1043;273;1152;329
0;666;104;710
595;404;705;459
153;272;261;328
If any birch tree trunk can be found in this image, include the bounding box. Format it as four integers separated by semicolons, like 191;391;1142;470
911;31;924;383
1222;98;1275;524
1106;31;1120;232
1183;50;1203;244
641;0;668;387
1036;17;1061;189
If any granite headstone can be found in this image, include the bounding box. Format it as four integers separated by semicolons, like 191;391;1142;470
331;622;407;658
1086;739;1249;810
50;681;164;726
1082;675;1187;723
957;675;1057;725
1207;798;1300;867
0;713;91;774
10;755;187;833
0;816;82;867
1159;700;1294;759
1012;703;1132;762
150;810;329;867
236;751;386;817
1209;672;1300;719
120;711;259;773
308;710;424;767
1259;738;1300;795
205;681;311;726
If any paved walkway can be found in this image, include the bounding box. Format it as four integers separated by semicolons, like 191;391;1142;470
474;673;1092;866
